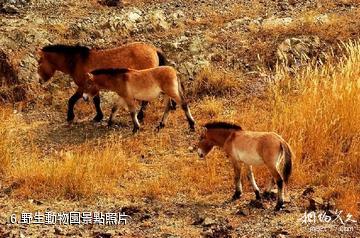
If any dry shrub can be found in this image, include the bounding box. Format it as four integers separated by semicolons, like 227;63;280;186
6;140;140;200
241;40;360;216
197;97;224;119
188;66;242;99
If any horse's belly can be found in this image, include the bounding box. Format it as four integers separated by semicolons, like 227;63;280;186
234;150;263;166
131;86;162;101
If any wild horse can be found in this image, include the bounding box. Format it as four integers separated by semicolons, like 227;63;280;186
197;122;293;210
88;66;195;133
37;42;168;122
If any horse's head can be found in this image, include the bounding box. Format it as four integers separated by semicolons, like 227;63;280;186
37;51;56;84
197;129;214;159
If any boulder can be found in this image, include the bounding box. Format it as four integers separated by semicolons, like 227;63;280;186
0;49;26;102
277;36;322;68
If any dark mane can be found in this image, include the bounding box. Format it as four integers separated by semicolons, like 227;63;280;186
41;44;90;59
205;122;242;130
91;68;130;76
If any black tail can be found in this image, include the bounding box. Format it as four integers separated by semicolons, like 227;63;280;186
157;49;177;110
281;141;293;184
157;50;168;66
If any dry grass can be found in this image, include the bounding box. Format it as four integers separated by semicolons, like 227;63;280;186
235;40;360;217
187;66;242;99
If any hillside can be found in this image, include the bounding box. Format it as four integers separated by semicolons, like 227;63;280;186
0;0;360;237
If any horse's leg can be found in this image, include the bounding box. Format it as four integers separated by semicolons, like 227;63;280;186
181;102;195;131
67;90;83;121
231;160;242;201
93;94;104;122
156;98;172;131
125;99;140;133
247;165;261;200
170;94;195;131
137;101;148;123
108;104;118;127
108;97;128;126
268;167;285;210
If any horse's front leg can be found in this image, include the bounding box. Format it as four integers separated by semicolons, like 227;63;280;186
93;94;103;122
247;165;261;200
67;90;83;121
231;160;242;201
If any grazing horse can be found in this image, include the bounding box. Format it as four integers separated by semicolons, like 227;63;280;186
37;42;168;122
87;66;195;133
197;122;293;210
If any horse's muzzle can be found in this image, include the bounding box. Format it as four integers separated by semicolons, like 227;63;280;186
197;148;205;159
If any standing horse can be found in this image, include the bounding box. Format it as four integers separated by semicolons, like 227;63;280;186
196;122;293;210
37;42;168;122
88;66;195;133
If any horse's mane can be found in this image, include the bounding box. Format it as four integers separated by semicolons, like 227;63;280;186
41;44;90;60
205;122;242;130
91;68;130;76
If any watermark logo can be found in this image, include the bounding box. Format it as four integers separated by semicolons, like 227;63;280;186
9;211;131;225
299;210;357;233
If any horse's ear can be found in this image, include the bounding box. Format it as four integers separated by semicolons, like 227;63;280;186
87;73;95;81
37;49;43;57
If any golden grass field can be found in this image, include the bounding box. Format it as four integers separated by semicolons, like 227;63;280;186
1;39;359;222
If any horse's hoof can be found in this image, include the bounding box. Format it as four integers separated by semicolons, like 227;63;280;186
93;114;104;122
67;114;75;122
275;202;285;211
231;191;241;201
156;123;165;132
255;190;261;200
132;127;140;134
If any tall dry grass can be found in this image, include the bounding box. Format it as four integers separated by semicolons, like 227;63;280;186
236;40;360;216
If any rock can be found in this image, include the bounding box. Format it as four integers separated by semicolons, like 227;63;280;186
277;36;322;69
2;180;23;195
99;0;122;7
120;205;141;216
249;199;264;209
302;187;315;197
127;11;141;22
28;199;43;205
308;197;324;211
192;215;205;225
54;227;64;235
271;229;289;238
236;208;250;216
93;231;113;238
202;217;216;227
149;10;169;30
1;4;19;14
262;17;293;29
202;224;233;238
314;14;330;24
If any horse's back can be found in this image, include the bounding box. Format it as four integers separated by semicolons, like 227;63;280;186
89;42;159;70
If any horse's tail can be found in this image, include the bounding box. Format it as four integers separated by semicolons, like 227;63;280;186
157;49;168;66
280;141;293;185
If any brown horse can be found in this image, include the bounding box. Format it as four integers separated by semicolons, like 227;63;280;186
197;122;293;210
88;66;195;133
37;42;168;122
